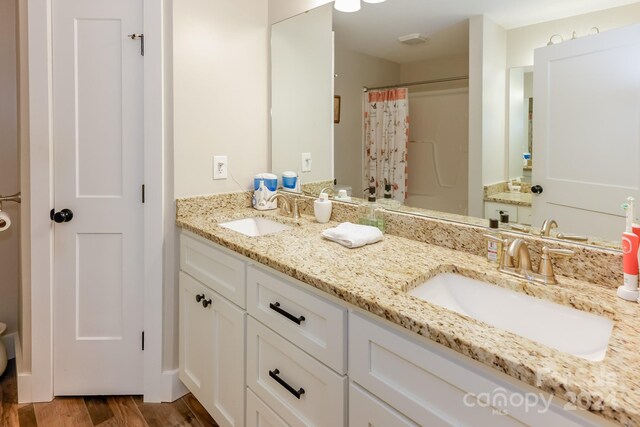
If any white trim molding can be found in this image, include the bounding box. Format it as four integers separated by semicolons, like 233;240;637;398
162;369;189;402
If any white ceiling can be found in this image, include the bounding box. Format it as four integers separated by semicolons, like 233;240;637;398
332;0;640;63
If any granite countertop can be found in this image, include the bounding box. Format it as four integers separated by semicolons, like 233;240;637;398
176;199;639;426
485;191;533;207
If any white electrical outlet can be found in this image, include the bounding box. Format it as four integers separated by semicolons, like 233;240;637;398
213;155;228;180
301;152;312;172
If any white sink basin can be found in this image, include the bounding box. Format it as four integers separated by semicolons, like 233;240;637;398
408;273;613;361
218;217;292;237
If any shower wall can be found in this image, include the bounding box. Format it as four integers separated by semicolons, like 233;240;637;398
406;88;469;215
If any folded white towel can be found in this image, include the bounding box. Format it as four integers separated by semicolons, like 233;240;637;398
321;222;383;248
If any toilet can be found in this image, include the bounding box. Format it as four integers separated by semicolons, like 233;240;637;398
0;322;7;376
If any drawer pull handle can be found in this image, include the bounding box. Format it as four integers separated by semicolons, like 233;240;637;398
195;294;205;303
269;369;305;399
269;302;305;325
202;297;212;308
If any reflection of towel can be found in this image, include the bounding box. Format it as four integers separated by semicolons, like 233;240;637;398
322;222;383;248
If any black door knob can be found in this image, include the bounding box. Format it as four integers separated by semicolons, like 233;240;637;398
195;294;205;303
51;208;74;223
531;185;543;194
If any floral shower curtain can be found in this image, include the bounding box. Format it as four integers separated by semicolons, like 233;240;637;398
363;88;409;202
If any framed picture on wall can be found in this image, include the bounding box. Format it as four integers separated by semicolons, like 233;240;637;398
334;95;341;124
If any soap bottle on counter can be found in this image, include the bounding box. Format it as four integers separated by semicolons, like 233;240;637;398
314;192;332;223
486;218;502;263
359;186;385;232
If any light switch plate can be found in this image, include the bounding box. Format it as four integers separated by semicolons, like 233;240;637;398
213;156;228;180
301;152;312;172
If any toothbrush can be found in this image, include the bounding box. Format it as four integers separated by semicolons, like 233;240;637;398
618;197;640;301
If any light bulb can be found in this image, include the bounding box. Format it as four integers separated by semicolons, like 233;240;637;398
334;0;361;13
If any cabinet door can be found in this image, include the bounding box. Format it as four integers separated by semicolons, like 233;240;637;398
517;206;532;226
349;382;418;427
179;271;246;427
179;272;215;405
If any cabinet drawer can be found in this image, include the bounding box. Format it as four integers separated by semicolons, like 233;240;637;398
349;382;418;427
247;266;347;374
247;317;346;427
180;231;246;308
349;313;523;427
246;388;289;427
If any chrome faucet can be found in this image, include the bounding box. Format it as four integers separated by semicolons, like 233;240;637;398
540;219;558;236
484;234;574;285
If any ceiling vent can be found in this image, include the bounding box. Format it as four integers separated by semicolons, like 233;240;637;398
398;33;428;45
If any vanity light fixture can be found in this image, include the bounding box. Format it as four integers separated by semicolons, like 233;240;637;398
334;0;386;13
547;34;564;45
334;0;361;12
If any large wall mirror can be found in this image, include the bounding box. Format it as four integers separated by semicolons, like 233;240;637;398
271;0;640;249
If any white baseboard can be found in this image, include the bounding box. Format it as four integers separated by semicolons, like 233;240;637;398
14;333;33;404
161;368;189;402
2;332;16;360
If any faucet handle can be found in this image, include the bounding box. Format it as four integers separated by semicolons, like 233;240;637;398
291;198;310;219
537;246;574;284
544;247;574;257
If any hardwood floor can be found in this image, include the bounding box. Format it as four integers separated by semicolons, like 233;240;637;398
0;360;219;427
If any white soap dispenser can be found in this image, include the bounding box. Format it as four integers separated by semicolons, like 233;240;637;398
314;192;332;223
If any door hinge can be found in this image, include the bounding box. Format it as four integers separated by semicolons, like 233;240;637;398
128;33;144;56
142;331;145;351
141;184;145;203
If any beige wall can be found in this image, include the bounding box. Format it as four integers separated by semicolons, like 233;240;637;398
0;0;20;341
167;0;269;371
271;4;333;183
334;46;400;195
399;54;469;91
268;0;331;25
468;15;508;217
173;0;269;198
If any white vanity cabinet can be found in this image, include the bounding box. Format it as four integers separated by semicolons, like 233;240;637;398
178;233;246;427
178;229;613;427
349;312;614;427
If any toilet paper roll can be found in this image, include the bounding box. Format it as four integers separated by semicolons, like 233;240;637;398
0;211;11;232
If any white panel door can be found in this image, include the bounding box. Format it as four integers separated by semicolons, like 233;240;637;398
533;23;640;240
52;0;144;394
